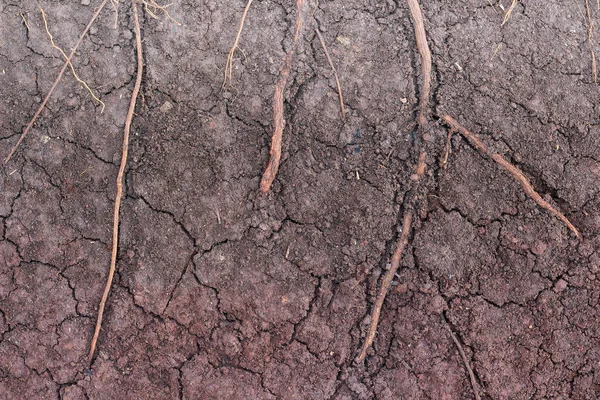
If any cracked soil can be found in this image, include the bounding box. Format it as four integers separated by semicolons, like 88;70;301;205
1;0;600;399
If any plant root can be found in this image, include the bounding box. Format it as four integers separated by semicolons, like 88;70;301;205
356;0;432;361
406;0;431;128
110;0;120;29
20;11;30;32
314;26;345;119
443;319;482;400
87;0;144;368
585;0;598;84
4;0;109;164
501;0;518;26
442;114;581;239
356;212;413;362
222;0;253;88
140;0;180;25
41;7;106;112
260;0;307;193
440;128;453;168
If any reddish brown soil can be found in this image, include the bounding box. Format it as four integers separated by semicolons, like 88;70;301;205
1;1;600;399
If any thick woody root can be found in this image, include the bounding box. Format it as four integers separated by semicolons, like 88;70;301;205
260;0;307;193
87;0;144;367
355;0;432;362
406;0;431;128
442;115;581;239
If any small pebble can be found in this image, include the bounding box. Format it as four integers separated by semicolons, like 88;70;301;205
81;0;91;5
160;101;174;113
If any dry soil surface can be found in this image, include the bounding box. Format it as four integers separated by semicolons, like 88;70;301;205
1;0;600;399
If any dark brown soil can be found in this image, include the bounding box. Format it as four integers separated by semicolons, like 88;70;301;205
1;0;600;399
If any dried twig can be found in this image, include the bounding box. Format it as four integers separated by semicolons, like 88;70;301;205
442;115;581;239
4;0;109;164
87;0;144;367
443;320;482;400
501;0;518;26
222;0;253;88
585;0;598;84
260;0;307;192
314;27;345;118
356;0;432;362
41;7;106;112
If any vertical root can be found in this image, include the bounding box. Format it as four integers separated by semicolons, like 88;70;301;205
585;0;598;84
356;0;432;362
443;320;482;400
406;0;431;129
222;0;254;88
259;0;306;193
4;0;109;164
87;0;144;367
356;212;413;362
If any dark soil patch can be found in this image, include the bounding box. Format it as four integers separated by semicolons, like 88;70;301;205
2;0;600;399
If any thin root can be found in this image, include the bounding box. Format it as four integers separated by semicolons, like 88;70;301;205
585;0;598;84
222;0;253;88
315;26;345;119
501;0;518;26
442;115;581;239
41;8;106;112
140;0;181;25
20;11;30;32
87;0;144;367
443;320;482;400
110;0;119;29
4;0;109;164
260;0;306;192
440;128;453;168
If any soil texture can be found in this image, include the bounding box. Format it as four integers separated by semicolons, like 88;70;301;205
1;0;600;399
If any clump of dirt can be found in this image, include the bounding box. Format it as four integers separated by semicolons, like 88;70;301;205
2;0;600;399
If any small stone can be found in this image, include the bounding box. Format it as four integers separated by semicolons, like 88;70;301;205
81;0;91;5
160;101;174;113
